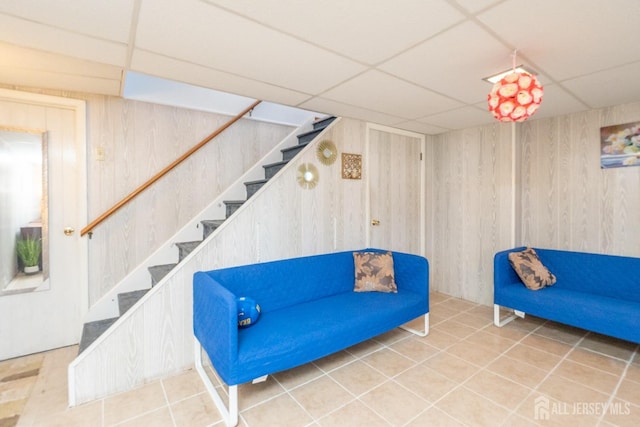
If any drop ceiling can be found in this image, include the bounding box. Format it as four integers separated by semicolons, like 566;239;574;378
1;0;639;134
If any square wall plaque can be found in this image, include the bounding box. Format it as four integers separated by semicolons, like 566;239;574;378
341;153;362;179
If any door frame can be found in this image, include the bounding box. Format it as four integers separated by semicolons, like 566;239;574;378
365;123;426;255
0;88;88;357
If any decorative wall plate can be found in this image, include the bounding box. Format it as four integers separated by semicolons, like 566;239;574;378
341;153;362;179
297;163;319;189
317;140;337;165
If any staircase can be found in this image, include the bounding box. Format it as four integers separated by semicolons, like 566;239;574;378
77;116;336;353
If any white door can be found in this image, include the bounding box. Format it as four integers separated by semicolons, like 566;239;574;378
367;124;424;254
0;89;87;360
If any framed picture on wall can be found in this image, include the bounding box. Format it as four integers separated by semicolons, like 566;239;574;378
600;121;640;169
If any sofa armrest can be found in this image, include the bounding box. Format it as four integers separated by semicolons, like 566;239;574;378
193;271;238;383
493;247;526;296
392;251;429;300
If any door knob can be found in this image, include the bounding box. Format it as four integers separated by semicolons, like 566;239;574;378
371;219;380;226
63;227;75;236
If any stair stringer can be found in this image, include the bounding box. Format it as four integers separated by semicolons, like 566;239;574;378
82;116;318;323
68;117;341;406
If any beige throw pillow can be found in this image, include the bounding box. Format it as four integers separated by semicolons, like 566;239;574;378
353;251;398;293
508;247;556;290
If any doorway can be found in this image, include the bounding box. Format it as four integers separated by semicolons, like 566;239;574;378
0;89;87;360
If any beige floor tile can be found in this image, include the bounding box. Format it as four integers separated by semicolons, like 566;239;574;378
317;400;389;427
329;361;386;397
616;378;640;406
466;304;494;318
429;292;452;304
360;348;415;378
483;323;532;341
161;369;205;404
30;400;102;427
520;333;574;357
344;339;384;358
435;386;510;427
312;350;355;373
388;337;439;363
273;362;324;390
566;348;627;376
241;393;312;427
0;377;37;405
114;407;174;427
466;330;518;353
171;392;222;427
0;354;43;381
423;352;478;383
237;377;285;411
601;399;640;427
289;376;353;420
578;333;637;361
625;363;640;384
0;399;27;419
418;329;458;350
394;364;458;403
103;382;167;426
486;355;548;388
359;381;428;425
538;374;609;405
405;406;463;426
429;305;458;323
505;343;563;371
450;311;493;330
441;297;477;313
445;340;502;367
554;359;620;394
533;321;587;345
434;319;477;340
463;369;532;409
502;413;539;427
372;328;411;346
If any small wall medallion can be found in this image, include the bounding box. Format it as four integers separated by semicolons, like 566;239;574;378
341;153;362;179
316;140;337;165
297;163;319;189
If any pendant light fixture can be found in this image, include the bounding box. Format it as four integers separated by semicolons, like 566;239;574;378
487;51;543;122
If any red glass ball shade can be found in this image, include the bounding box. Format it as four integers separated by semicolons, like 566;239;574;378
488;71;543;122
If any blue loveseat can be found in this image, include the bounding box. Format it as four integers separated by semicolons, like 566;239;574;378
494;247;640;344
193;249;429;426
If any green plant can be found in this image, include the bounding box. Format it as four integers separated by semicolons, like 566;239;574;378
16;235;41;267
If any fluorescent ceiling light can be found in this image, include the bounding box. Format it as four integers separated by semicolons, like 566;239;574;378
483;65;538;84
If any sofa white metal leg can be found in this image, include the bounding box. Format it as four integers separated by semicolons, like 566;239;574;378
194;339;239;427
494;304;525;327
400;313;429;337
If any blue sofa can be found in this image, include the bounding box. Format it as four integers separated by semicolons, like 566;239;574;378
494;247;640;344
193;249;429;426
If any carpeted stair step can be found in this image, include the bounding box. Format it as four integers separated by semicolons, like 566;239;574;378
312;116;336;130
175;241;201;262
78;317;118;354
148;263;177;286
245;179;268;199
223;200;244;218
201;219;224;239
296;127;326;145
263;160;289;179
281;142;310;161
118;289;149;316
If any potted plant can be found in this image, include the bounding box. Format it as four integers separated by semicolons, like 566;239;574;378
17;235;41;274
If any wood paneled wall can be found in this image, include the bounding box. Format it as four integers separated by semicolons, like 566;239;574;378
427;124;515;305
83;96;294;303
428;101;640;305
520;101;640;256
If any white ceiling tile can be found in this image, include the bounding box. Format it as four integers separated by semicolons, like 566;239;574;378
478;0;640;80
561;62;640;109
135;0;366;94
298;97;404;127
0;0;134;42
204;0;465;64
453;0;504;14
0;14;127;65
322;70;463;119
394;120;449;135
525;84;589;120
420;105;495;130
0;66;121;95
131;50;313;106
380;21;513;104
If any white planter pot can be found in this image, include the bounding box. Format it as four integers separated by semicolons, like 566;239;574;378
24;265;39;275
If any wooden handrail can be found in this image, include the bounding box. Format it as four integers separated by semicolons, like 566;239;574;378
81;100;262;237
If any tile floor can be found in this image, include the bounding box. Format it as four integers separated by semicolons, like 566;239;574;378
1;292;639;426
